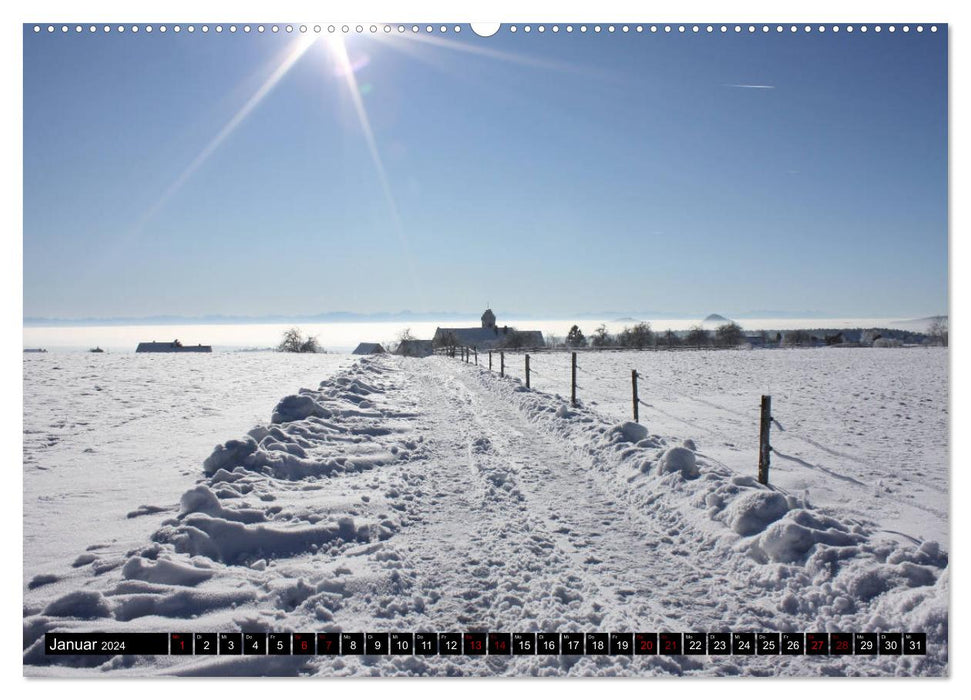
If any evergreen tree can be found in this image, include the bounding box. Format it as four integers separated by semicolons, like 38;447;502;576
566;325;587;348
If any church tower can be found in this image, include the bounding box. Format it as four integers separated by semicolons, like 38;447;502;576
481;308;496;329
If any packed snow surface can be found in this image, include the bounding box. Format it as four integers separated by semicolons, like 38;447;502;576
23;351;948;677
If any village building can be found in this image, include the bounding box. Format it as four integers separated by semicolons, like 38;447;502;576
136;339;212;353
352;342;385;355
433;309;544;350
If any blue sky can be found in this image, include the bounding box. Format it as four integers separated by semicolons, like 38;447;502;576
23;25;947;319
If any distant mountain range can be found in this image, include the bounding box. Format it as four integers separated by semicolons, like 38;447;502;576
23;311;481;327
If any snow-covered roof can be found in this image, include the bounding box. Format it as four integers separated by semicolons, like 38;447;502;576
395;339;434;357
433;326;544;349
435;327;501;346
352;342;385;355
135;341;212;353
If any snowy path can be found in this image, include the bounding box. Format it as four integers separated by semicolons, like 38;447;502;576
410;365;751;635
23;356;948;677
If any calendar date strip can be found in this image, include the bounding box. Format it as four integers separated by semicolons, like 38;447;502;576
45;631;927;656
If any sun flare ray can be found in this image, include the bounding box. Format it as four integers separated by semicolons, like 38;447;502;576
324;35;425;308
133;34;318;234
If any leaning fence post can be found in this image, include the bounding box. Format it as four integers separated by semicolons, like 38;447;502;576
758;395;772;485
525;354;530;389
500;351;505;378
571;352;577;407
632;369;639;423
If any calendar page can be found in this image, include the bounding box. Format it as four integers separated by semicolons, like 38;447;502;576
20;4;949;681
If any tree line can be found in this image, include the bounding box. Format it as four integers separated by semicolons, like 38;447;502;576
556;321;747;349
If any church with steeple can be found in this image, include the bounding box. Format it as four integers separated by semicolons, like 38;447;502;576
432;308;544;350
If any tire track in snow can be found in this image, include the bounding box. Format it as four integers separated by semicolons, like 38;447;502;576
439;363;781;636
446;372;655;633
400;368;603;633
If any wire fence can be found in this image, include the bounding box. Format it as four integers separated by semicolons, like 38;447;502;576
437;344;914;490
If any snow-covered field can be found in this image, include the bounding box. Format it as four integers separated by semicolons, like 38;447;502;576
23;352;355;584
23;350;948;677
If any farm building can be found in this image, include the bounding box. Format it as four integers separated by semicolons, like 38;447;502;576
433;309;544;350
136;340;212;353
352;342;386;355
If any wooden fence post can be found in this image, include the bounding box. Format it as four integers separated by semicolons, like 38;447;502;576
571;352;577;407
500;351;505;378
489;351;492;370
474;348;478;366
632;369;639;422
525;354;530;389
758;395;772;485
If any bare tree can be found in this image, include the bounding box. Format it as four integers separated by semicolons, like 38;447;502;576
393;327;416;353
782;329;813;347
715;322;745;348
685;326;710;348
618;322;654;349
278;327;321;353
657;329;681;348
590;324;612;348
928;317;948;347
433;330;459;356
